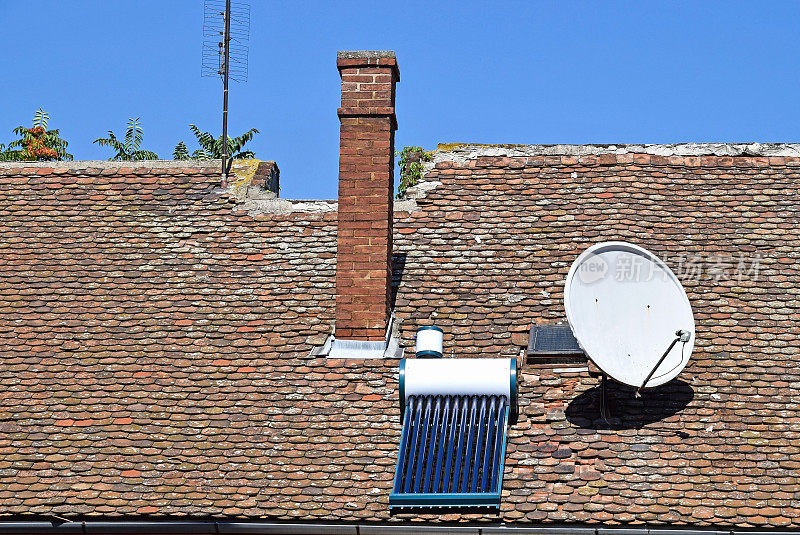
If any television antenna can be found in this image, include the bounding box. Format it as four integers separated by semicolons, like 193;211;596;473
564;242;695;419
202;0;250;185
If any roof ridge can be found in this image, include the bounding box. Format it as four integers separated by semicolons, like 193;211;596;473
0;159;221;171
433;142;800;160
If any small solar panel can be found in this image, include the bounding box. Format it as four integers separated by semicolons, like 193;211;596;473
527;324;585;360
389;394;509;509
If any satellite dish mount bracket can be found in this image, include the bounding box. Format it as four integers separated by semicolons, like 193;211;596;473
636;329;691;397
600;373;612;422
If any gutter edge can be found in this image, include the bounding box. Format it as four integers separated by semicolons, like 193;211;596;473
0;521;794;535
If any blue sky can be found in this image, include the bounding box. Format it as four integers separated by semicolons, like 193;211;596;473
2;1;799;199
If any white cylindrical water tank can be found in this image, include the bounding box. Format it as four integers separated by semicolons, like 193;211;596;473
415;326;443;358
398;357;519;423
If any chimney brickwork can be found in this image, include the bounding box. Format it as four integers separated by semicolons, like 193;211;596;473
335;51;399;341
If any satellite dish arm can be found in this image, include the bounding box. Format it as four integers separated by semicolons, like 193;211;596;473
636;330;691;396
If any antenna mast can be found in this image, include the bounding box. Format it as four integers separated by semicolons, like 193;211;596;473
221;0;231;183
202;0;250;186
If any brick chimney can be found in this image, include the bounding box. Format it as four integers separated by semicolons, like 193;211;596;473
335;51;399;341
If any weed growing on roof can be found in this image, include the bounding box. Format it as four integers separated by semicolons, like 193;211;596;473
397;146;433;198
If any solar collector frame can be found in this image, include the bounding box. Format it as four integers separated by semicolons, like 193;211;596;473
389;394;509;508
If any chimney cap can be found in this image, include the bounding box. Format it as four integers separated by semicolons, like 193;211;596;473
337;50;395;59
336;50;399;81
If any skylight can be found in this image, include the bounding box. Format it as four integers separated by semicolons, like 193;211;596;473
527;324;586;365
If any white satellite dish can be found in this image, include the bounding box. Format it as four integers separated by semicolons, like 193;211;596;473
564;241;695;391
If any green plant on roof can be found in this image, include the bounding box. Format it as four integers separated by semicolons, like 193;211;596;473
94;117;158;161
397;146;433;198
0;108;73;161
172;125;259;160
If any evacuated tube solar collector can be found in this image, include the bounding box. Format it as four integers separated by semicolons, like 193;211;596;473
390;334;517;509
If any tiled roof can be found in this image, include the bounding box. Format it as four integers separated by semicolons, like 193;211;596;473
0;147;799;527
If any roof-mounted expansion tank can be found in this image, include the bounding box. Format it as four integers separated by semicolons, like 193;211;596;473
415;326;443;358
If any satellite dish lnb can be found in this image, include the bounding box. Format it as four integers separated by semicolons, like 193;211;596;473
564;242;695;392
